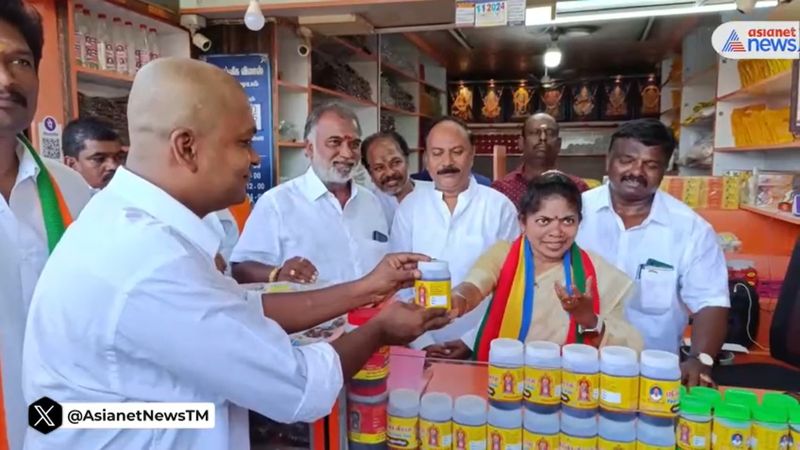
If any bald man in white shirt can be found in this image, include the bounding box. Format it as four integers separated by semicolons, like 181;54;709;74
22;57;449;450
390;116;519;354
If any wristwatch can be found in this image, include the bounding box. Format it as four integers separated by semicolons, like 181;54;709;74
691;352;714;367
578;317;604;335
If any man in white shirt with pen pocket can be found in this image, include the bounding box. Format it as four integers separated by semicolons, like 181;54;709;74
22;57;450;450
577;119;730;387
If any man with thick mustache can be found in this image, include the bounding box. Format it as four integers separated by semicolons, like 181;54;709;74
0;2;91;448
362;130;431;225
390;116;518;353
577;119;729;387
492;112;589;208
231;102;388;285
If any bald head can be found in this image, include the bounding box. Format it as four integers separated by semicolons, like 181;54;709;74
520;112;561;169
524;113;559;136
125;57;258;217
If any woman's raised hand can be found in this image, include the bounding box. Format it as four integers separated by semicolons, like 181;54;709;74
554;276;598;329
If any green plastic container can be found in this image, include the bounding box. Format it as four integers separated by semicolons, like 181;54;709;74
713;402;751;449
790;404;800;446
677;397;713;450
761;392;799;410
688;387;723;409
751;403;789;449
724;389;758;409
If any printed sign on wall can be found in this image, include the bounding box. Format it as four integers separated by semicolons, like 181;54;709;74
204;54;275;204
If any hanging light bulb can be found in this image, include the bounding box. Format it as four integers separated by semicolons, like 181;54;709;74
543;40;562;68
244;0;265;31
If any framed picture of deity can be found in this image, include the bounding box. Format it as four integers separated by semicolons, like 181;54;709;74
478;81;504;123
602;76;632;120
450;83;475;122
539;83;567;121
509;82;536;121
638;75;661;118
570;81;599;121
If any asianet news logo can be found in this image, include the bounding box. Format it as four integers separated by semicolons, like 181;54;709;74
712;21;800;59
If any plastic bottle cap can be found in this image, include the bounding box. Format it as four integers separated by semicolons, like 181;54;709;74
420;392;453;422
453;395;487;425
789;404;800;424
488;405;523;428
724;389;758;409
686;386;722;407
640;349;679;370
562;343;599;370
681;396;712;416
761;392;799;411
489;338;524;365
525;341;560;362
715;402;750;422
752;403;788;424
389;388;421;413
418;260;449;272
600;346;638;366
348;307;380;326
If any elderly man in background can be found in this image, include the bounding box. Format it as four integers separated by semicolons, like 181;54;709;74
492;112;589;208
0;3;92;448
390;116;519;354
362;130;430;226
22;57;450;450
62;116;125;192
231;102;388;285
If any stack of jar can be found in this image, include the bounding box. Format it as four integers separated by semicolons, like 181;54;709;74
346;308;390;450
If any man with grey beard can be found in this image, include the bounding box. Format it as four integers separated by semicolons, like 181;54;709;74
231;102;389;285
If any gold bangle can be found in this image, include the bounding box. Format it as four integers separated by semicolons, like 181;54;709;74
268;266;281;283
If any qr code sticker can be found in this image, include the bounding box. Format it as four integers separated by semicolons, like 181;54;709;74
41;136;61;159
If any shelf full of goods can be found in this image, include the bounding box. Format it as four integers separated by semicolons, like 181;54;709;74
342;338;800;450
73;3;161;80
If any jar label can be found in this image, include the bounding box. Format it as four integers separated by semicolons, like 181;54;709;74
354;346;389;381
522;429;558;450
420;419;452;450
712;422;750;449
558;433;596;450
638;376;680;416
388;415;418;449
599;373;639;411
751;423;790;449
488;426;522;450
597;437;635;449
677;417;711;449
454;423;487;450
347;399;387;444
415;279;451;309
524;367;561;406
561;371;599;409
636;443;673;450
488;365;524;403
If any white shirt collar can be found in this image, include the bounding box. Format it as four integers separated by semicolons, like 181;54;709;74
106;167;222;258
298;166;358;203
593;183;670;226
432;175;479;201
14;139;39;185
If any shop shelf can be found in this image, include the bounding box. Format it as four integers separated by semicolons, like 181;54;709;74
313;36;377;62
740;204;800;226
310;85;377;108
715;141;800;153
381;62;418;83
277;141;306;148
76;67;134;88
277;80;309;92
717;70;793;102
380;104;418;116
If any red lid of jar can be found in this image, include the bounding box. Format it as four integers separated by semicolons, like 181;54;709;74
348;306;379;326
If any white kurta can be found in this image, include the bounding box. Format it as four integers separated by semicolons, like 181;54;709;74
577;184;730;353
390;177;520;348
0;141;91;450
22;167;344;450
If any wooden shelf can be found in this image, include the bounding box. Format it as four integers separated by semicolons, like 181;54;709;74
381;104;419;116
278;141;305;148
75;66;134;88
740;204;800;225
314;36;377;62
381;62;418;83
277;80;309;92
715;141;800;152
420;79;446;93
310;85;377;108
467;121;622;129
717;70;793;102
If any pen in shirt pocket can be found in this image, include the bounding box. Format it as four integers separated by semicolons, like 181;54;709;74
372;231;388;243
